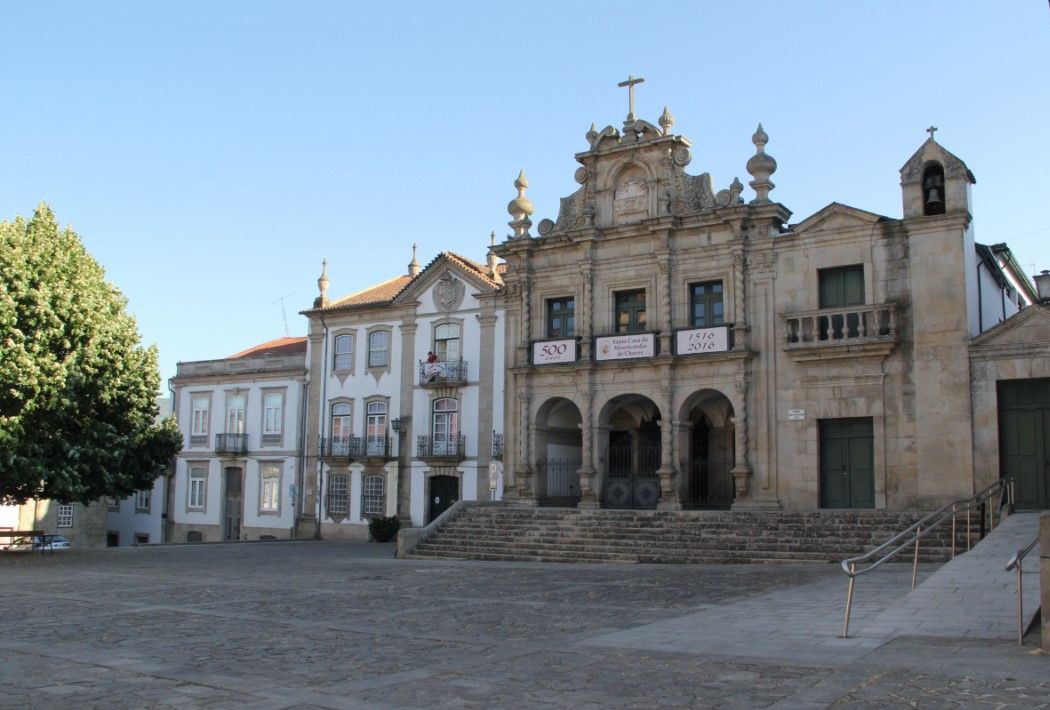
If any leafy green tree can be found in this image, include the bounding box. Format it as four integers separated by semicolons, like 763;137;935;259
0;204;182;505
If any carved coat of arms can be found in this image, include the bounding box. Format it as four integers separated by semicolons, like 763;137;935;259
434;271;465;313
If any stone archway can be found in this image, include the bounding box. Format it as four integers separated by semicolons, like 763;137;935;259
535;397;582;506
597;394;662;509
679;390;735;509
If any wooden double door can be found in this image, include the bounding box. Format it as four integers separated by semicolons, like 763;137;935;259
819;418;874;509
999;379;1050;510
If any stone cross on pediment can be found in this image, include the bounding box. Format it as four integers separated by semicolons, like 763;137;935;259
618;74;645;122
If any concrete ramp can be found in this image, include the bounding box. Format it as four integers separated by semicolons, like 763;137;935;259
858;512;1041;640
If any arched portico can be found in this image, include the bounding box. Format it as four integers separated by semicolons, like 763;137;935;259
678;389;736;509
597;394;662;509
534;397;583;506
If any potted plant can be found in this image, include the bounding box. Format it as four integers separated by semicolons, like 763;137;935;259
368;515;401;543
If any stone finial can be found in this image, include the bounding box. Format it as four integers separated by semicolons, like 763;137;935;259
487;231;502;284
746;123;778;204
408;243;421;277
507;169;534;238
315;258;330;308
659;106;675;136
586;122;598;148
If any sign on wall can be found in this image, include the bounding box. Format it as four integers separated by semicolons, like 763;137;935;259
675;326;730;355
532;339;577;365
595;333;656;361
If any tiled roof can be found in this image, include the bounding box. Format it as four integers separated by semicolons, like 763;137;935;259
328;274;414;308
227;336;307;359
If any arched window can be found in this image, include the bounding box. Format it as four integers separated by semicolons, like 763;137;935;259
362;474;385;516
327;473;348;517
432;398;459;455
333;334;353;371
922;163;946;216
434;323;461;362
366;401;387;456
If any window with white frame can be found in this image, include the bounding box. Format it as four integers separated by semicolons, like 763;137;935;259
327;474;348;517
333;334;353;371
330;402;352;455
368;330;389;368
434;323;461;362
263;392;283;440
191;396;210;439
135;489;151;513
107;496;120;512
56;504;74;528
188;465;207;510
260;463;281;514
226;394;246;434
432;398;460;455
362;474;385;516
366;401;387;456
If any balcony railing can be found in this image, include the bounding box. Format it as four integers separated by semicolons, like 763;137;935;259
491;431;504;460
417;434;466;460
319;436;353;459
356;436;396;460
214;433;248;454
784;303;898;354
419;359;468;386
319;436;396;460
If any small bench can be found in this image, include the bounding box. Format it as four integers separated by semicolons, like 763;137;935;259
0;530;53;555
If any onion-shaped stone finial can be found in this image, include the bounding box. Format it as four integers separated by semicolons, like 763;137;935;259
746;123;778;204
507;170;534;238
659;106;675;135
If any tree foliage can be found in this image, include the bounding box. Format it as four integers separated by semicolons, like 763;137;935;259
0;204;182;505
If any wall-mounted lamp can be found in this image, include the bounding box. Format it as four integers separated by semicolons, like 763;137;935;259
391;417;404;433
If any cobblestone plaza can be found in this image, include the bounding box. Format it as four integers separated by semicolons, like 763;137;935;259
1;542;1046;708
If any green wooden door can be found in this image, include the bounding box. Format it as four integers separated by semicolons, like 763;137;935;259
820;418;875;508
999;379;1050;510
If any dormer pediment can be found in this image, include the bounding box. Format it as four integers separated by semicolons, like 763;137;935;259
792;202;891;235
971;304;1050;350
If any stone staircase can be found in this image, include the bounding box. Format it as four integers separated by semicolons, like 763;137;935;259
409;504;979;564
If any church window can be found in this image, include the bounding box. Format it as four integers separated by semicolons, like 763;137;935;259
333;334;353;371
615;289;647;333
690;281;724;328
362;474;385;516
327;474;348;516
921;163;946;216
434;323;461;362
368;330;390;368
547;297;575;338
818;265;864;339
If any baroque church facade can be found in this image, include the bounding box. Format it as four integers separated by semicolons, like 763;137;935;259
492;101;1044;514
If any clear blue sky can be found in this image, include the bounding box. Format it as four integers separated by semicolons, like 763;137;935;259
3;1;1049;386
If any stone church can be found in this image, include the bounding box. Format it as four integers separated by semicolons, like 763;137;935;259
493;92;1047;514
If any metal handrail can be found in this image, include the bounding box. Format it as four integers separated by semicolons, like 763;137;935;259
1004;534;1040;645
839;476;1014;638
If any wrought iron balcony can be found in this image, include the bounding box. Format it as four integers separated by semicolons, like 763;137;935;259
416;434;466;460
783;303;898;361
214;433;248;455
419;359;468;386
491;431;504;460
355;436;396;460
319;436;353;459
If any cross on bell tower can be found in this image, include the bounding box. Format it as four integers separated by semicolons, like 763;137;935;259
617;74;645;125
926;125;938;140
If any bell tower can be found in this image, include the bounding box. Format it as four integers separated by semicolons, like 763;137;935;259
900;126;976;219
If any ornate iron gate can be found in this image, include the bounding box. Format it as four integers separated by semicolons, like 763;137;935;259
604;433;661;509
